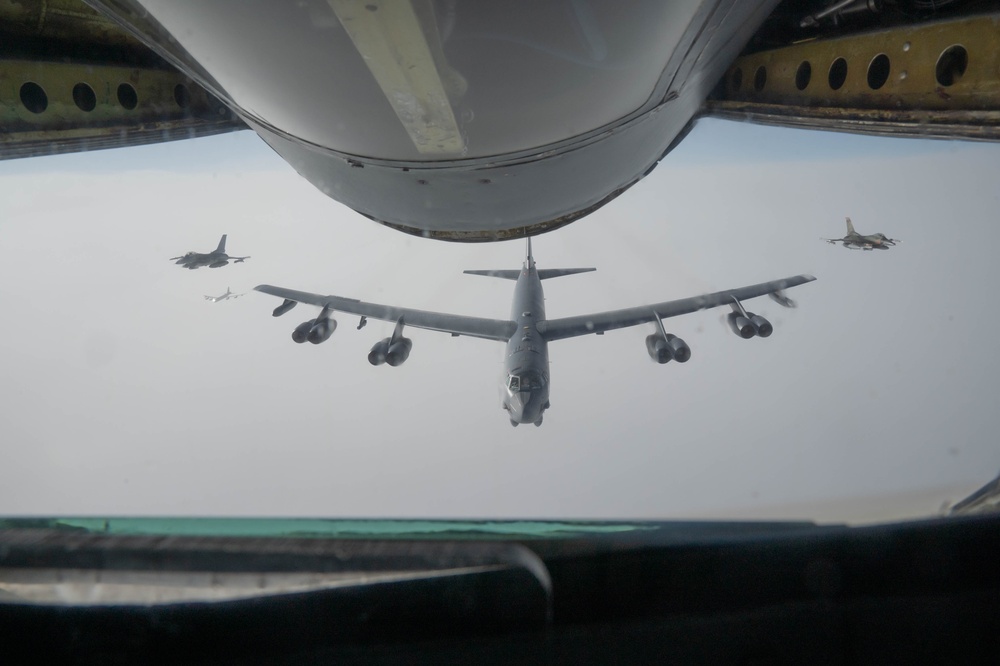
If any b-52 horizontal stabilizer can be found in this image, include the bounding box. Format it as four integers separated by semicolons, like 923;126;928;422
464;268;595;280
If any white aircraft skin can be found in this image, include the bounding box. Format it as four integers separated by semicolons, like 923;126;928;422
204;288;244;302
255;242;815;427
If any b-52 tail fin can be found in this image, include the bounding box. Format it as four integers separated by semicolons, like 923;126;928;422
465;238;595;279
216;234;228;253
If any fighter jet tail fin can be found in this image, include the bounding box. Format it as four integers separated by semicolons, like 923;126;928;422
845;217;856;235
216;234;228;253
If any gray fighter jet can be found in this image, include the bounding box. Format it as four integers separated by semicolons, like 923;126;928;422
255;242;815;427
171;235;250;269
204;287;244;302
824;218;899;251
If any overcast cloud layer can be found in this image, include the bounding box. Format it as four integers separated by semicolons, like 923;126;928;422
1;119;998;523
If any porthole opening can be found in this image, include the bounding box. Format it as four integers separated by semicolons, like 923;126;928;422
936;45;968;87
795;61;812;91
19;82;47;114
731;67;742;91
753;65;767;91
117;83;138;110
174;83;191;109
73;83;97;112
867;54;890;90
828;58;848;90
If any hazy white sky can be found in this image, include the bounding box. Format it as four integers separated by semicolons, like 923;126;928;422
1;119;998;523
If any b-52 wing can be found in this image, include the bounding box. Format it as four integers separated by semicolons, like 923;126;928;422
257;275;814;344
254;285;517;342
536;275;816;341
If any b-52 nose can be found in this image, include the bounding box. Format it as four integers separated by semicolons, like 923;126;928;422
508;391;542;426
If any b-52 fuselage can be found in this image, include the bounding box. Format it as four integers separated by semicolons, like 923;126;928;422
825;218;899;250
255;242;815;427
171;235;250;269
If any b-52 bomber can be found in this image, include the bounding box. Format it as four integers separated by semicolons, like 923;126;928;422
204;287;244;302
171;235;250;269
824;218;899;251
255;241;815;427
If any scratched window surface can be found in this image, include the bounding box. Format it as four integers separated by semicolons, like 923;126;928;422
0;118;998;523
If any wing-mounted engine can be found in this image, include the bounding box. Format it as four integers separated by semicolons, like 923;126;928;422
727;297;772;339
307;317;337;344
368;338;391;365
369;317;412;367
646;312;690;364
386;337;413;366
292;319;315;343
291;306;337;344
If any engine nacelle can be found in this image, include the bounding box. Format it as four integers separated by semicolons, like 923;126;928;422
368;338;391;366
272;299;297;317
727;312;756;339
665;334;691;363
749;314;773;338
646;333;691;364
386;338;413;367
645;334;671;364
307;317;337;344
292;319;316;344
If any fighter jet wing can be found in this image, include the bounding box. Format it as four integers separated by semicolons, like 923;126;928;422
536;275;815;342
255;285;517;342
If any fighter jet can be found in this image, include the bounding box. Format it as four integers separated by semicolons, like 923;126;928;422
204;287;245;302
171;235;250;269
255;241;815;427
824;218;899;251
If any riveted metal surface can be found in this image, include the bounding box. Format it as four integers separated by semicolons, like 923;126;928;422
0;0;147;47
0;59;244;158
2;60;218;125
721;14;1000;110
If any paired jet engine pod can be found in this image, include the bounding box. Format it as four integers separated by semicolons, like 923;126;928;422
368;338;390;365
292;319;315;344
645;333;691;364
386;338;413;366
749;314;773;338
369;337;413;366
307;317;337;344
292;318;337;344
726;312;772;339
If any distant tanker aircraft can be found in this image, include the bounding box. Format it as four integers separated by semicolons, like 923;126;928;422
255;241;815;427
204;287;245;302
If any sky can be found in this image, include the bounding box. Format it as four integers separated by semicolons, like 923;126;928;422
1;118;998;524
